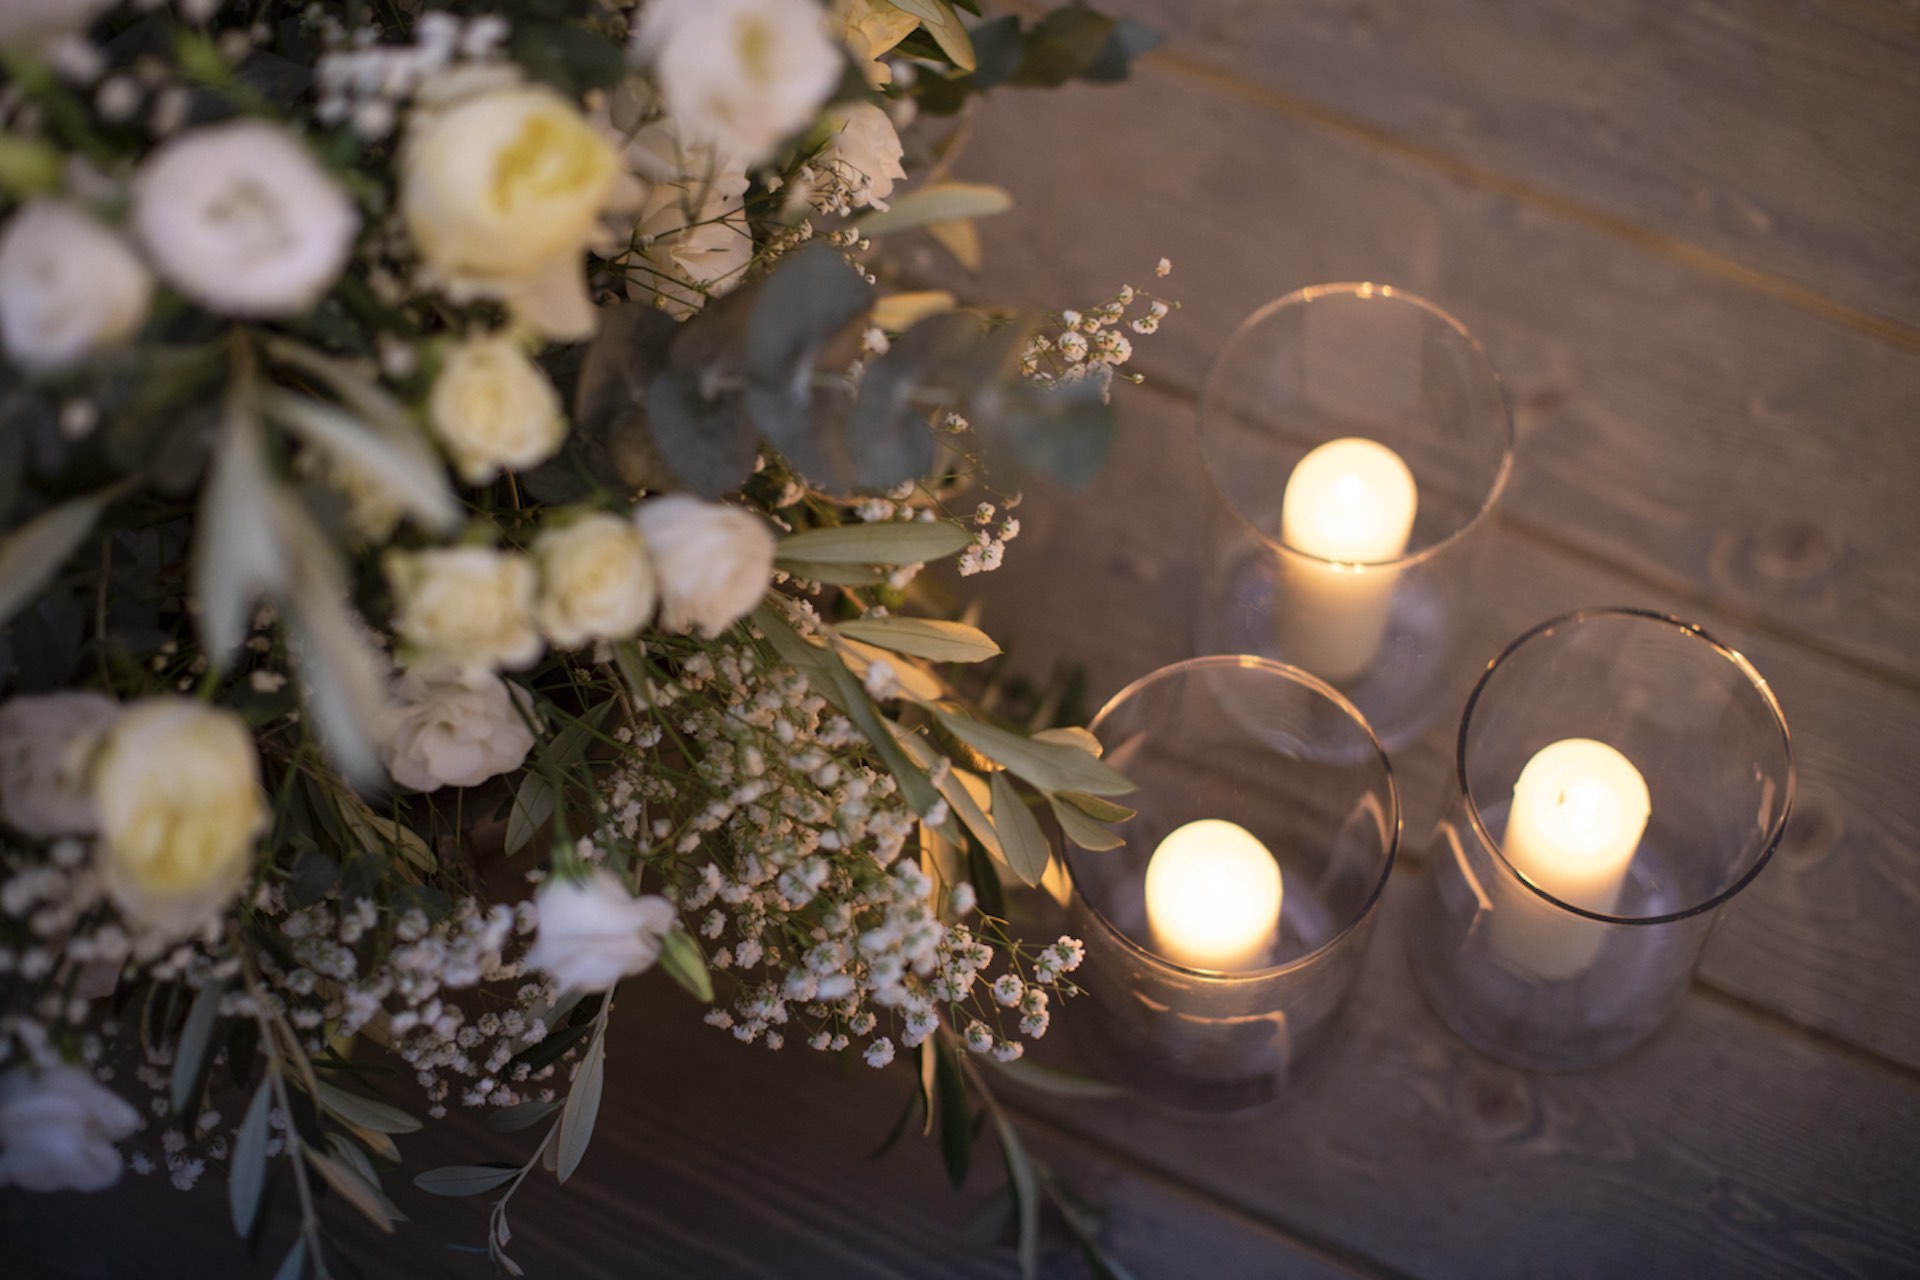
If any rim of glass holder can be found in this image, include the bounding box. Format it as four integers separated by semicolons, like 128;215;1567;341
1072;653;1403;980
1459;606;1796;927
1199;281;1517;571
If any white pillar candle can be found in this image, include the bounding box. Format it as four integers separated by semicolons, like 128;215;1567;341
1278;438;1418;682
1144;819;1283;971
1489;738;1651;979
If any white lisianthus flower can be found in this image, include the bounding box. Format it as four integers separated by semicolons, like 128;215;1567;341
381;670;535;792
428;335;567;483
632;495;775;637
402;83;629;342
0;1066;140;1193
623;120;752;319
91;699;267;949
821;102;905;210
533;512;658;649
0;691;119;837
526;870;678;993
133;121;358;317
633;0;843;167
386;546;543;673
0;202;151;375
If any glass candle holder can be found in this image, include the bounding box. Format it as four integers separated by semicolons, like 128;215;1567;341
1407;608;1794;1070
1066;656;1399;1112
1198;283;1514;748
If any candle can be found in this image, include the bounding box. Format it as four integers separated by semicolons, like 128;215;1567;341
1489;738;1651;979
1277;437;1418;682
1144;819;1283;971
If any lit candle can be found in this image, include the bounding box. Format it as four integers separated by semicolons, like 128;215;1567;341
1277;438;1418;682
1144;819;1283;971
1489;738;1651;979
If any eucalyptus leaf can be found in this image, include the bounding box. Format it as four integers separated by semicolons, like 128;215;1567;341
555;1027;605;1183
644;365;759;499
261;390;457;533
929;708;1135;797
305;1147;396;1232
775;520;971;566
412;1164;520;1197
1047;794;1125;852
856;183;1012;236
989;771;1051;886
845;312;979;490
740;244;871;485
314;1079;421;1134
659;928;714;1003
573;302;681;434
229;1079;273;1236
0;486;119;631
171;980;225;1116
835;617;1000;664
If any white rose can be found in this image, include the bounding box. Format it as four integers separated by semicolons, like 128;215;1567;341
0;202;151;375
386;546;543;672
133;120;358;317
402;84;627;342
820;102;905;211
0;0;112;47
92;699;267;949
428;335;567;483
0;1066;139;1193
534;513;658;649
526;870;677;993
633;0;842;167
624;120;753;319
632;495;775;637
381;670;535;792
0;691;119;837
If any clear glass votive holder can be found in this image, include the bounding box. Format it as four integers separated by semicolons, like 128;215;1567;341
1198;283;1514;749
1065;656;1399;1112
1407;608;1794;1070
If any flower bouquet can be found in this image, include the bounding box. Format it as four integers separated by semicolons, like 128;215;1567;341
0;0;1172;1275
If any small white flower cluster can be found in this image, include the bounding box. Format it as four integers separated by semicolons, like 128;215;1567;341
958;498;1024;578
312;9;511;140
1020;268;1178;403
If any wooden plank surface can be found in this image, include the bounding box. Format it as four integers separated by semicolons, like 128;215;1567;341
959;383;1920;1073
1098;0;1920;333
920;61;1920;687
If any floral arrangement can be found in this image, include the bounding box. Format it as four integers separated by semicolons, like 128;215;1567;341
0;0;1172;1275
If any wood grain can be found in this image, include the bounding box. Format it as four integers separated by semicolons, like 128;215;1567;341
1099;0;1920;333
921;61;1920;686
958;382;1920;1072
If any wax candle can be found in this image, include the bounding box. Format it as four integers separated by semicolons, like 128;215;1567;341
1277;437;1418;682
1489;738;1651;979
1144;819;1283;971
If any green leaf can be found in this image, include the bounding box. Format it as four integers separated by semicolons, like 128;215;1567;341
171;980;225;1116
229;1079;273;1236
261;390;458;533
750;605;838;693
644;365;759;499
985;1056;1126;1099
275;493;388;791
505;773;554;859
305;1147;396;1233
482;1099;560;1134
776;520;971;566
743;243;873;486
0;486;117;631
889;0;976;70
1012;6;1116;86
989;772;1051;887
856;183;1012;236
932;1039;972;1190
272;1238;306;1280
314;1080;422;1135
896;733;1002;865
994;1109;1042;1280
835;617;1000;664
1054;790;1135;823
820;642;941;816
555;1027;606;1184
412;1164;520;1198
1048;794;1125;852
659;928;714;1003
776;559;889;587
845;313;976;491
930;708;1135;797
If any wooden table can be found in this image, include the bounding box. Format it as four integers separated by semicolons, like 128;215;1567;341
8;4;1919;1276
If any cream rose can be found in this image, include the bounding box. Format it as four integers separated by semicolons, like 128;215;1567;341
0;1066;140;1193
428;335;567;483
621;118;754;319
91;699;267;949
0;201;152;375
381;669;536;792
386;545;543;672
133;121;358;317
526;870;677;993
402;84;625;342
821;102;906;211
632;495;775;637
533;513;658;649
0;691;119;837
632;0;843;167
